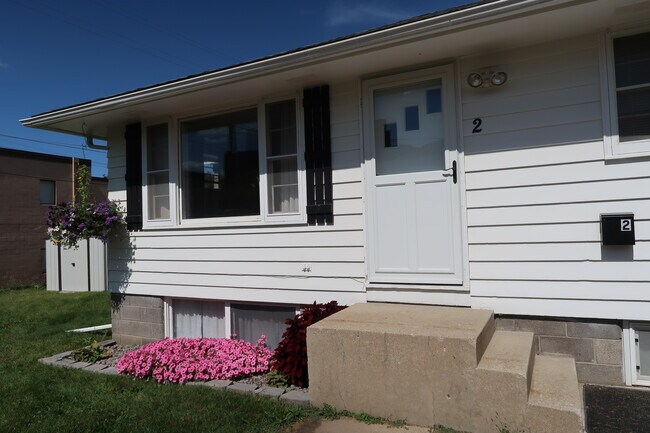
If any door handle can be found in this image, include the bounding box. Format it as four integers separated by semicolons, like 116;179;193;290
444;161;457;184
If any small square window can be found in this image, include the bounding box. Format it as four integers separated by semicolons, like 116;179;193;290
426;88;442;114
39;180;55;205
404;106;419;131
384;123;398;147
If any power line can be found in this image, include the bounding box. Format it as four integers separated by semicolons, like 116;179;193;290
0;133;106;154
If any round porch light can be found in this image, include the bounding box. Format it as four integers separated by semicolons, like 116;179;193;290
490;71;508;86
467;72;483;88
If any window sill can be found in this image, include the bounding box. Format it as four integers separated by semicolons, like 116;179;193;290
139;215;308;232
605;137;650;161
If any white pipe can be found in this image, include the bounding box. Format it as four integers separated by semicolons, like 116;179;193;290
66;324;112;333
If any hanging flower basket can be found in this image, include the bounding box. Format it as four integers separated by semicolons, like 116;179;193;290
46;165;125;248
46;201;125;248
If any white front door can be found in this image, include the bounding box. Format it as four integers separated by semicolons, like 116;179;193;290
363;66;463;285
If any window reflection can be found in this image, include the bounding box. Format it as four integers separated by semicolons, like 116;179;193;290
181;108;260;219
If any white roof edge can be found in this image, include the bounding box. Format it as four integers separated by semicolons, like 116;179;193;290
21;0;562;127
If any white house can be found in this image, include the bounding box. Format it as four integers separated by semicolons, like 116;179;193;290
21;0;650;388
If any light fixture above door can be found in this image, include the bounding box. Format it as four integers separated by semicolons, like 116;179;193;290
467;69;508;88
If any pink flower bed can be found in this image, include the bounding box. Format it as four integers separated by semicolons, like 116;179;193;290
115;336;272;384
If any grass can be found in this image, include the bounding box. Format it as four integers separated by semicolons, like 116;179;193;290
0;286;317;433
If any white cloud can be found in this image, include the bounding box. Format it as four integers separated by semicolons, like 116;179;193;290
325;2;411;27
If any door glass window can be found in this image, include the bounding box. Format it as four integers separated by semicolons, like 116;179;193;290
374;80;445;175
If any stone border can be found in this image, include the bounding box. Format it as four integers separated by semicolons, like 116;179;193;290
37;343;310;406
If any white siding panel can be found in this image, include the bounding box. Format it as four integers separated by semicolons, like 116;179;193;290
471;280;650;302
468;200;650;226
109;271;365;292
117;246;363;262
470;242;650;262
464;141;604;172
470;221;650;244
463;33;650;317
109;282;366;305
463;120;602;154
467;159;650;190
131;230;364;249
109;260;364;278
461;102;602;137
467;178;650;208
462;84;601;119
470;262;650;282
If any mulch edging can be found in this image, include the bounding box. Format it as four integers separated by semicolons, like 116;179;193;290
37;340;310;406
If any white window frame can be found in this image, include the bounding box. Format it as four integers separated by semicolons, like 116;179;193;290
601;27;650;159
142;119;178;229
167;95;306;229
623;321;650;386
258;93;307;224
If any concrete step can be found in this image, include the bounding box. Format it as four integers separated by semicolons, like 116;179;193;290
525;355;584;433
472;330;535;433
308;303;495;428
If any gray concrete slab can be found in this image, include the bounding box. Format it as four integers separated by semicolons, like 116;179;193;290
280;390;310;406
255;386;286;399
227;382;258;394
205;379;232;389
83;363;109;372
96;366;118;375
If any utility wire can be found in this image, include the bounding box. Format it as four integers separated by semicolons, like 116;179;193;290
0;133;106;154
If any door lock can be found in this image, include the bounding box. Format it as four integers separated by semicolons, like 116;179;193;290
444;161;457;184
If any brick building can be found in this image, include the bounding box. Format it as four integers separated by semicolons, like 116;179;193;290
0;147;107;288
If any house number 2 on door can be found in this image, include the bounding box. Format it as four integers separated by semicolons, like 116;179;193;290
472;118;482;133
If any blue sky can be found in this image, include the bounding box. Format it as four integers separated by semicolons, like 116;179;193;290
0;0;469;177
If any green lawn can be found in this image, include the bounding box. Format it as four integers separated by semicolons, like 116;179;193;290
0;287;314;433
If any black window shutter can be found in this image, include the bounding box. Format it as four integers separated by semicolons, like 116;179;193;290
124;123;143;231
303;85;333;225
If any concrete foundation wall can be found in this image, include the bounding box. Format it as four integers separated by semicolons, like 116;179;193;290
496;316;623;385
111;293;164;345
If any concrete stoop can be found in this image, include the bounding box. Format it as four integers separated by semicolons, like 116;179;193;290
307;303;584;433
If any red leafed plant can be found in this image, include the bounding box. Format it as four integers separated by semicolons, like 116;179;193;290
272;301;346;388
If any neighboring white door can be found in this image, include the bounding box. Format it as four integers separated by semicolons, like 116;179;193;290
363;65;463;285
60;241;90;291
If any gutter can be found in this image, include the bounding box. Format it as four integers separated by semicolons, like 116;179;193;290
20;0;564;128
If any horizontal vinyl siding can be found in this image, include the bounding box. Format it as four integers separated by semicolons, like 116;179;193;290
462;33;650;318
107;81;366;304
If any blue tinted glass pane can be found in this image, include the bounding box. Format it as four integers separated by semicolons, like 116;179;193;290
384;123;397;147
427;88;441;113
405;106;419;131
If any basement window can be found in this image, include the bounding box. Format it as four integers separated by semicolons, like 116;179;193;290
623;322;650;386
172;300;225;338
167;299;297;349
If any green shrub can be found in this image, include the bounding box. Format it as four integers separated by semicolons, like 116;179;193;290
71;339;110;363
